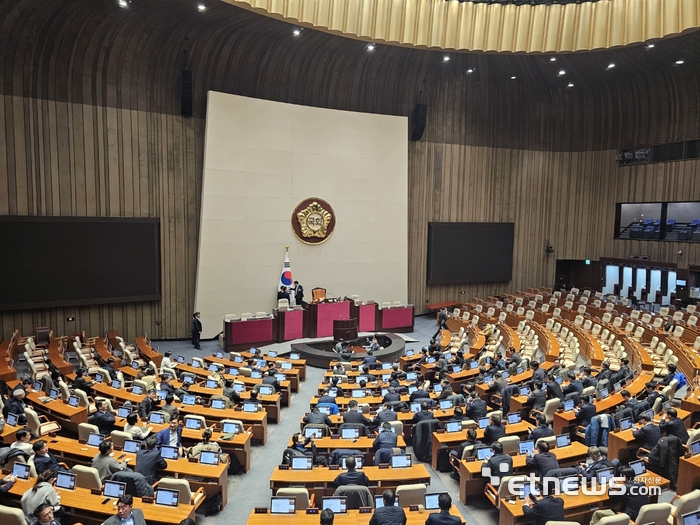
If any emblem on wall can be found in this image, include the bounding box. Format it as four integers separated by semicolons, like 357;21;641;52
292;198;336;245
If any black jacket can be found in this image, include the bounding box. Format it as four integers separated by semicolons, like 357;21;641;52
409;390;430;403
343;410;372;426
528;389;547;410
523;496;565;525
609;481;649;520
546;382;564;401
425;510;461;525
412;410;435;424
333;468;369;487
374;409;398;426
483;424;506;445
484;452;514;482
529;426;554;442
526;452;559;478
659;417;689;443
304;412;333;427
576;403;597;426
383;393;402;403
369;505;407;525
466;399;488;420
632;423;662;451
94;409;116;435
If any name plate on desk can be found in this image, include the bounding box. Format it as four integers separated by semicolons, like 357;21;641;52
378;463;390;469
329;465;339;470
465;457;476;462
141;496;154;504
278;464;290;470
359;507;372;514
91;489;102;495
368;434;377;438
254;508;269;514
436;429;445;434
409;505;420;512
331;435;340;439
306;508;319;514
188;457;198;463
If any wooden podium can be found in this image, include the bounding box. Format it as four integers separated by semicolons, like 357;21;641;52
333;318;358;341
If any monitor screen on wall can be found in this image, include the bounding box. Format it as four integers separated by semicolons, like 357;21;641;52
427;222;514;284
0;216;160;310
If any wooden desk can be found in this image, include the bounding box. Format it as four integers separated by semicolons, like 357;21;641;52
245;508;465;525
431;422;535;470
94;337;121;368
551;371;654;434
40;435;229;507
6;478;195;525
238;350;307;381
175;402;268;444
678;453;700;494
293;436;407;453
135;337;162;368
48;337;73;375
7;380;88;434
205;354;300;393
457;442;590;504
183;382;282;423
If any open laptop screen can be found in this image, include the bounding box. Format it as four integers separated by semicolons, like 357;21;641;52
56;472;76;490
270;497;296;514
321;497;348;514
155;488;180;507
375;495;400;508
103;481;126;498
424;492;447;511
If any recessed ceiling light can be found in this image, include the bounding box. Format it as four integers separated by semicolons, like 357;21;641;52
558;70;565;76
443;56;450;62
675;59;685;65
510;76;517;80
366;44;375;51
567;82;574;88
293;29;301;36
646;43;655;49
198;4;206;11
466;68;475;74
550;57;557;62
118;0;127;7
607;63;615;70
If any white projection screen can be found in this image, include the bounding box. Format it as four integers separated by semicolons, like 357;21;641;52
195;92;408;337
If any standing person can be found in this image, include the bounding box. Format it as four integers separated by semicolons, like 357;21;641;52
277;286;291;302
293;280;305;307
433;308;450;340
191;312;202;350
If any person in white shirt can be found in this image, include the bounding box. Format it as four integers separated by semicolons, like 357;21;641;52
124;413;153;440
160;351;177;375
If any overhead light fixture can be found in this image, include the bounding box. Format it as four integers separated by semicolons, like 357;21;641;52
675;59;685;65
366;43;375;51
293;29;301;36
550;57;557;62
443;56;450;62
466;68;475;74
197;4;206;11
510;76;517;80
607;63;615;70
118;0;128;7
646;43;655;49
558;70;565;76
567;82;574;88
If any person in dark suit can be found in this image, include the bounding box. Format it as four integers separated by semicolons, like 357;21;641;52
277;286;291;302
576;446;613;480
222;379;241;406
525;440;559;478
318;387;338;406
632;414;661;453
104;358;119;381
530;362;547;385
563;372;584;396
370;490;406;525
342;400;372;427
304;407;333;427
575;396;597;427
412;402;434;424
138;389;160;418
292;280;305;307
262;370;281;392
333;456;369;487
155;419;184;456
529;414;554;442
638;382;663;407
425;493;461;525
619;390;639;411
73;368;95;396
482;442;514;483
451;429;482;461
363;350;378;366
135;437;167;484
373;423;398;451
528;381;547;410
32;440;69;474
659;408;689;443
409;384;431;403
522;481;565;525
596;362;612;383
382;387;401;404
191;312;202;350
373;404;398;427
545;375;564;401
433;308;450;340
607;466;650;521
581;368;597;389
466;392;488;421
486;372;509;396
93;399;116;435
483;414;506;445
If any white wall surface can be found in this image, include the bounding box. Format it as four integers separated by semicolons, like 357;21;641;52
195;92;408;337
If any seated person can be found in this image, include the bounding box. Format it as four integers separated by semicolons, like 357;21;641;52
369;490;406;525
304;407;333;428
632;413;660;453
576;446;613;481
333;455;369;487
425;493;461;525
483;414;505;445
529;414;553;442
187;428;228;464
525;440;559;478
482;442;514;484
283;433;328;467
372;422;398;451
465;392;488;420
342;400;372;427
522;480;565;525
91;440;129;482
412;402;434;424
124;412;153;440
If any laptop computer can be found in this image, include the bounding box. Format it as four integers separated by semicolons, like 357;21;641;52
563;399;575;411
233;383;245;393
445;421;462;433
629;459;646;476
6;413;19;426
281;362;292;370
259;386;274;396
682;511;700;525
87;433;104;447
149;412;165;424
507;412;522;424
516;366;524;374
132;385;143;395
618;417;633;431
200;450;219;465
321;497;348;514
291;456;313;470
68;395;80;408
374;495;400;508
182;394;196;406
390;455;412;468
433;384;443;393
55;472;76;490
341;456;363;469
205;380;218;389
191;360;201;368
478;417;490;429
352;390;366;398
94;373;103;383
410;403;421;413
185;418;201;430
222;422;240;435
452;365;462;373
177;356;185;363
270;496;296;514
519;387;530;396
12;463;30;480
407;387;417;395
211;399;227;410
341;427;360;439
439;399;453;410
182;375;195;385
243;403;257;412
304;427;321;439
690;440;700;456
406;349;414;357
290;353;300;360
596;467;615;485
251;371;262;379
103;480;126;498
424;492;447;511
155;488;180;507
160;445;179;460
117;407;131;418
556;434;571;448
406;372;417;381
476;447;494;461
518;440;535;455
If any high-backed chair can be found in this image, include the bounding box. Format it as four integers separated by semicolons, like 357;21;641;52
596;514;630;525
276;488;311;510
634;503;672;525
111;430;134;448
73;465;103;490
220;419;246;434
156;478;206;508
0;505;27;525
334;485;373;509
25;408;61;438
498;436;521;455
78;422;100;441
312;288;327;303
395;484;427;507
485;475;528;508
670;490;700;525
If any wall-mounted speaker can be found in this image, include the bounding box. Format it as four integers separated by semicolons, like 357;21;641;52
410;103;427;141
181;69;193;117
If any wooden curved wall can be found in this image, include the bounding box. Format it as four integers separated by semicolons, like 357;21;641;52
1;0;699;339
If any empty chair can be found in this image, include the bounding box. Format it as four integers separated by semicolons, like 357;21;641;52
688;316;698;328
277;299;289;308
0;505;29;525
525;310;534;321
497;436;520;455
25;408;61;438
574;315;584;327
541;304;550;314
624;322;635;334
73;465;103;490
596;514;630;525
276;488;310;510
498;312;507;323
241;313;252;320
659;307;670;317
633;326;644;340
578;305;587;314
669;490;700;525
111;430;134;448
78;422;100;441
653;317;664;329
156;478;206;507
255;311;267;317
224;314;238;321
633;503;672;525
552;308;561;318
516;307;525;316
395;483;427;508
673;326;684;339
484;475;529;508
641;313;652;324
